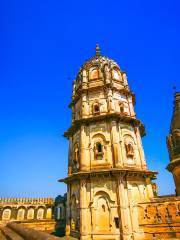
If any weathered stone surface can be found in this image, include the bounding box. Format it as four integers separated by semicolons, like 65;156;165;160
7;222;60;240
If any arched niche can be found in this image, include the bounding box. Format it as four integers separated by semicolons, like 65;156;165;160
17;207;25;221
70;194;78;230
89;67;99;80
123;134;136;164
2;208;11;220
92;133;107;160
27;208;34;220
37;207;44;220
92;191;114;231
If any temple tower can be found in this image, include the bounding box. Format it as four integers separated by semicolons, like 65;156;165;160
60;45;157;240
167;92;180;195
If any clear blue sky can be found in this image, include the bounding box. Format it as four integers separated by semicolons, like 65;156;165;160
0;0;179;197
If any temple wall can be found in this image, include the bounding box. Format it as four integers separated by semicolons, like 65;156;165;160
136;196;180;239
0;198;54;228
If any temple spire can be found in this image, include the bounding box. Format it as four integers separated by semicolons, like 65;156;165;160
95;44;101;56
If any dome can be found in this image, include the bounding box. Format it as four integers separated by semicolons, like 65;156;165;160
73;45;129;96
78;44;121;75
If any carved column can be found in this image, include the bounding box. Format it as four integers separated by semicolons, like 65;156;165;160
118;177;133;240
110;121;121;167
145;177;154;199
82;93;89;118
80;125;89;171
135;127;147;170
68;137;73;175
80;179;88;240
66;185;71;237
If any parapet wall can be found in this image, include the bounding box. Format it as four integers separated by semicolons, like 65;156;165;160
0;198;54;205
0;198;54;224
137;196;180;239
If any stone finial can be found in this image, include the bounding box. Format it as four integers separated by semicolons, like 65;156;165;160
95;44;101;56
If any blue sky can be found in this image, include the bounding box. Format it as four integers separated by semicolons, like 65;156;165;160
0;0;179;197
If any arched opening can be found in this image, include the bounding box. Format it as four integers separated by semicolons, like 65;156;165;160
17;208;25;221
37;208;44;220
71;195;78;230
93;103;100;114
96;142;102;153
95;197;110;231
2;208;11;220
119;103;124;113
90;68;99;79
27;208;34;220
94;142;103;160
73;145;79;163
46;208;52;219
94;105;99;112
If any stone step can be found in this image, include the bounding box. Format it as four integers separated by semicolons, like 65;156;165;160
0;226;24;240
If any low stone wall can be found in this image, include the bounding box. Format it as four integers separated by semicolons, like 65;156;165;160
137;196;180;239
0;198;54;224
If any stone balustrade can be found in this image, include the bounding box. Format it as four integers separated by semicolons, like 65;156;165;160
0;198;54;205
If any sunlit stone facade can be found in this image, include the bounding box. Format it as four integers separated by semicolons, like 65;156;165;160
60;45;158;240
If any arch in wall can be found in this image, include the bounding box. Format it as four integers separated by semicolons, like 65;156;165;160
92;191;115;231
70;194;78;230
17;207;25;221
37;207;45;220
92;133;107;160
89;67;99;80
46;208;52;219
2;207;11;220
123;134;136;164
27;207;34;220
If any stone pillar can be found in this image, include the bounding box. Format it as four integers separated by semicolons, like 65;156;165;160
107;89;115;113
111;121;121;167
118;177;133;240
82;70;88;89
128;96;135;117
80;125;89;171
145;177;154;199
66;185;71;238
80;179;88;240
82;93;89;118
135;127;147;170
104;65;111;84
68;137;73;175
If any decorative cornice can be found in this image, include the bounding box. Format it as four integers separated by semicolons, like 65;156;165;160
70;84;135;108
64;113;145;138
59;168;157;183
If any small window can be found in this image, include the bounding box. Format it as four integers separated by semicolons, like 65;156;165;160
114;217;119;228
94;142;103;160
119;102;124;113
94;104;100;114
96;142;102;153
